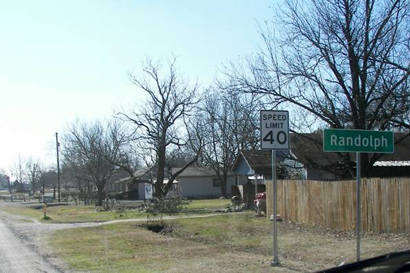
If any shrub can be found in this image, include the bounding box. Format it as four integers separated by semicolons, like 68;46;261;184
146;196;189;216
143;196;187;233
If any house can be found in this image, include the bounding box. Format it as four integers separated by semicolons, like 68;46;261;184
291;132;348;180
112;168;153;200
112;167;183;199
172;167;248;198
232;149;305;180
230;150;302;206
12;180;30;193
106;169;136;194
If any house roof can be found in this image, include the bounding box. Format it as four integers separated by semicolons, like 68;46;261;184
232;150;290;175
114;168;152;184
109;169;131;183
291;132;342;168
373;161;410;167
172;167;216;178
158;178;179;184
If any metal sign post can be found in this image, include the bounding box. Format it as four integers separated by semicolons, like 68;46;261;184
356;152;361;261
271;150;279;265
260;110;289;267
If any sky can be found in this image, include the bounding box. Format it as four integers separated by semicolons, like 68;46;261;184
0;0;273;174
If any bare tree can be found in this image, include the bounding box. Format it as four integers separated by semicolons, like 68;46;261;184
118;58;203;197
10;155;26;192
25;158;42;195
38;169;57;196
62;120;123;206
61;161;94;204
227;0;410;176
199;88;259;196
103;126;142;185
166;148;199;169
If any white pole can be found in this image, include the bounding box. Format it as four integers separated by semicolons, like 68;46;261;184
271;150;279;266
255;174;258;197
356;152;361;261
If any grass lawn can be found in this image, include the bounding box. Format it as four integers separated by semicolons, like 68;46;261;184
49;213;410;273
184;198;231;213
0;205;44;219
0;204;146;223
44;205;147;223
0;199;232;223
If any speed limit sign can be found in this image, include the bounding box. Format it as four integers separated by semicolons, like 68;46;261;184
260;110;289;265
260;110;289;150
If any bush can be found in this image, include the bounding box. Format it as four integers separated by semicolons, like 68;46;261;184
143;196;187;228
146;196;189;216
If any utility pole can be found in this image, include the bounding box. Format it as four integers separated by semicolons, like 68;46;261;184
56;132;61;202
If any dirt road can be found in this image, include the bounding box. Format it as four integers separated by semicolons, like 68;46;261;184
0;214;61;273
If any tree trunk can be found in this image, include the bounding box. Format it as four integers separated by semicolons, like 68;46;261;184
96;184;105;206
221;172;228;197
155;138;167;198
31;173;35;196
87;180;92;205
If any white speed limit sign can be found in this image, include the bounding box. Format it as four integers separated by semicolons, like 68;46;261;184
260;110;289;150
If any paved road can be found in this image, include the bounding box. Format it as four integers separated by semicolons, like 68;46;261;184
0;214;61;273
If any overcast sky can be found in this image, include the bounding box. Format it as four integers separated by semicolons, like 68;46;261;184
0;0;273;173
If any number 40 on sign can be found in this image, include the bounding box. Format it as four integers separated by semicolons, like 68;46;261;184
260;110;289;150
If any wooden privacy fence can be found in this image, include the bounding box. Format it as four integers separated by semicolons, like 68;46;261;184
266;178;410;233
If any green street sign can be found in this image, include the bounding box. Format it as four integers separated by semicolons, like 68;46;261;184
323;129;394;153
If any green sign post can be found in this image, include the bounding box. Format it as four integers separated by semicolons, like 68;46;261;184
323;128;394;262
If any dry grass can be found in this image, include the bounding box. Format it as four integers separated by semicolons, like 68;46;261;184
0;204;146;223
49;212;410;273
0;199;231;223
